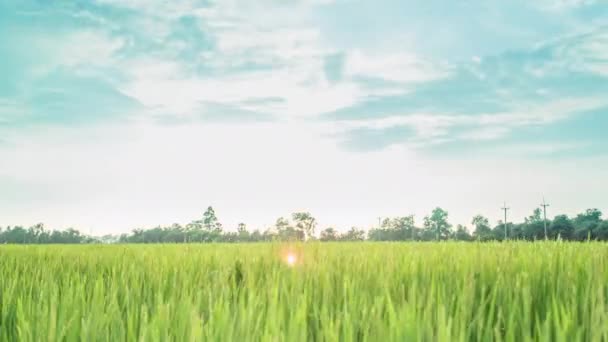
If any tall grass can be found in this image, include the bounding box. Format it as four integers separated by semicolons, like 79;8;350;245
0;242;607;341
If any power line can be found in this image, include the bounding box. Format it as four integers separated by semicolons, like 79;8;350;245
501;202;510;240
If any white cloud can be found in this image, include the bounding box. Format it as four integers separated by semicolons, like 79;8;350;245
500;141;589;154
537;0;597;10
95;0;201;17
121;59;363;118
56;31;124;68
88;0;450;123
530;26;608;76
0;99;29;125
476;97;605;126
18;29;124;81
457;126;510;141
331;96;605;147
344;50;450;83
94;0;356;119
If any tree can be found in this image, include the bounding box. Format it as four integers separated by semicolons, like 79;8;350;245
5;206;607;244
509;223;525;240
593;221;608;240
165;227;185;243
574;209;602;240
391;216;416;240
549;215;574;240
292;212;317;240
274;217;304;242
27;223;45;243
523;208;547;240
185;219;204;242
527;208;543;223
203;206;222;232
341;227;366;241
453;225;472;241
129;228;145;243
278;226;305;242
275;217;290;231
236;223;250;242
319;227;339;241
423;208;451;240
472;215;493;241
575;209;602;224
0;226;28;244
368;216;416;241
368;218;392;241
249;230;261;241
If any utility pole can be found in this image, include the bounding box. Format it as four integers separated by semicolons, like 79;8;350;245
541;198;550;240
501;202;510;240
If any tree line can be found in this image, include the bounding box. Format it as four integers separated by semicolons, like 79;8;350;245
1;206;608;244
0;224;96;244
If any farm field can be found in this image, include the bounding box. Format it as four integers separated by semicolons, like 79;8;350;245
1;242;607;341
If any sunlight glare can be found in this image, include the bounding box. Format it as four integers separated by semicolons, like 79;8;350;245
286;253;297;266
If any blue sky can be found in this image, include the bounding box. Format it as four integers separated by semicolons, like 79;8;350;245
1;0;607;233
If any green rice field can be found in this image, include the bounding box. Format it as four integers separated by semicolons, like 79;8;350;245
1;242;607;341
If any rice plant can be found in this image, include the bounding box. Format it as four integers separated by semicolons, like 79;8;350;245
0;242;606;341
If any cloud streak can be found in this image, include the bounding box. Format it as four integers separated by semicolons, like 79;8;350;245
324;26;608;156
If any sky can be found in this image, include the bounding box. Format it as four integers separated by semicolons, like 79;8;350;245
1;0;608;235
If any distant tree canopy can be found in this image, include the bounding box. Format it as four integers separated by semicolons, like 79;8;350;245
0;224;95;244
2;206;608;244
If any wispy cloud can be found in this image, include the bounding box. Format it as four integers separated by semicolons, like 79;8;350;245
536;0;599;11
324;25;608;156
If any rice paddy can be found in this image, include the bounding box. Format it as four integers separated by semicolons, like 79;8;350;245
0;242;607;341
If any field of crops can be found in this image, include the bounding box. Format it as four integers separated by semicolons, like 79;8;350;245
0;242;607;341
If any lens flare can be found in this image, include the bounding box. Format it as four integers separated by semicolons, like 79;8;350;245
286;253;297;266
